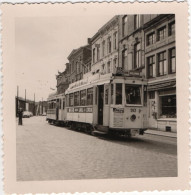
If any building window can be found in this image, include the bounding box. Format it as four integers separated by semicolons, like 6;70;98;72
157;26;166;41
158;51;167;76
102;64;105;74
93;48;96;63
107;61;111;73
80;90;86;106
108;37;112;53
113;58;117;70
122;49;128;69
169;48;176;73
97;46;100;61
134;43;141;69
147;32;155;46
116;83;122;105
69;93;74;107
160;95;176;118
149;91;155;99
102;41;105;57
113;32;117;50
169;21;175;36
122;15;128;37
147;55;155;78
87;88;93;105
74;91;80;106
134;15;140;30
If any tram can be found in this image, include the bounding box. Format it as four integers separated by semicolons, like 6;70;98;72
47;74;148;137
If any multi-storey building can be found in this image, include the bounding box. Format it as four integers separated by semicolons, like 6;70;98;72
118;15;146;77
90;16;119;78
118;14;176;132
67;44;91;83
56;63;71;94
56;70;68;94
143;14;176;132
55;14;176;132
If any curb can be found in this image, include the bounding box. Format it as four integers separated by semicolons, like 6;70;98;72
144;131;177;138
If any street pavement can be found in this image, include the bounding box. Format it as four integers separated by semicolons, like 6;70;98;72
16;116;177;181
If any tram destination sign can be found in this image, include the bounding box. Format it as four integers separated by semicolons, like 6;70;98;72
113;108;124;113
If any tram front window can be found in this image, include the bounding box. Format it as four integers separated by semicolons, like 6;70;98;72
125;85;141;105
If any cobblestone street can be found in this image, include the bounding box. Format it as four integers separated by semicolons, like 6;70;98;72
16;116;177;181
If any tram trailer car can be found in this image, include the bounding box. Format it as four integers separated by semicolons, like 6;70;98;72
47;93;67;126
47;75;148;137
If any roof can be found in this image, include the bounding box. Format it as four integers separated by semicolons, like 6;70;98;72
90;15;119;43
67;44;90;60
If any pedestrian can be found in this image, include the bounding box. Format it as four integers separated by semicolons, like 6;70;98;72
18;108;23;125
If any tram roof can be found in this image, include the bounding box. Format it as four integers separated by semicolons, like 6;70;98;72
65;74;147;94
47;92;65;101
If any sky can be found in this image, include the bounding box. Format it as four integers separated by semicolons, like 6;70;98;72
15;15;114;102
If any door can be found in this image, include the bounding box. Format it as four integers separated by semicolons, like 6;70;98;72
98;85;104;125
56;99;59;121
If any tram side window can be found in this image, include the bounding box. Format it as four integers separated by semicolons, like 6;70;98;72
69;93;74;107
74;91;80;106
116;83;122;105
66;95;69;107
111;84;113;104
87;88;93;105
125;85;141;104
59;99;62;109
105;84;109;104
63;98;65;109
80;90;86;106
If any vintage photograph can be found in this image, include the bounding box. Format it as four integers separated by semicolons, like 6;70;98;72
2;2;189;193
15;14;177;181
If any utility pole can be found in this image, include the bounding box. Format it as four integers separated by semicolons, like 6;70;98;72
16;86;19;117
42;97;43;115
34;93;35;116
25;89;26;111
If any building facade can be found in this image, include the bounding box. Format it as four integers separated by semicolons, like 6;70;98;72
118;14;176;132
118;15;146;77
90;16;119;77
56;63;70;94
54;14;176;132
67;44;91;83
143;14;176;132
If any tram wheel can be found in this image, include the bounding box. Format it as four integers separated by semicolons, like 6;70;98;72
85;125;95;136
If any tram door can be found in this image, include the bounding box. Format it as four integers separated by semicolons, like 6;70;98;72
98;85;104;125
56;99;59;121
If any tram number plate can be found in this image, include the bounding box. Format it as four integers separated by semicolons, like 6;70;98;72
130;108;136;112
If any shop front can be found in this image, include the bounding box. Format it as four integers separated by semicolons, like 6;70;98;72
147;79;176;132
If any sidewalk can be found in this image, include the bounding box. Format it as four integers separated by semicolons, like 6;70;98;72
145;129;177;138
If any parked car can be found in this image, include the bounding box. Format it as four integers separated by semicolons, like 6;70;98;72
29;112;33;117
23;111;31;118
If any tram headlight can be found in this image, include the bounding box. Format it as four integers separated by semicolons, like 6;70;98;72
130;114;136;121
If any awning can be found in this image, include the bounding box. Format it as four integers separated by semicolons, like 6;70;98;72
147;81;176;91
96;79;110;86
